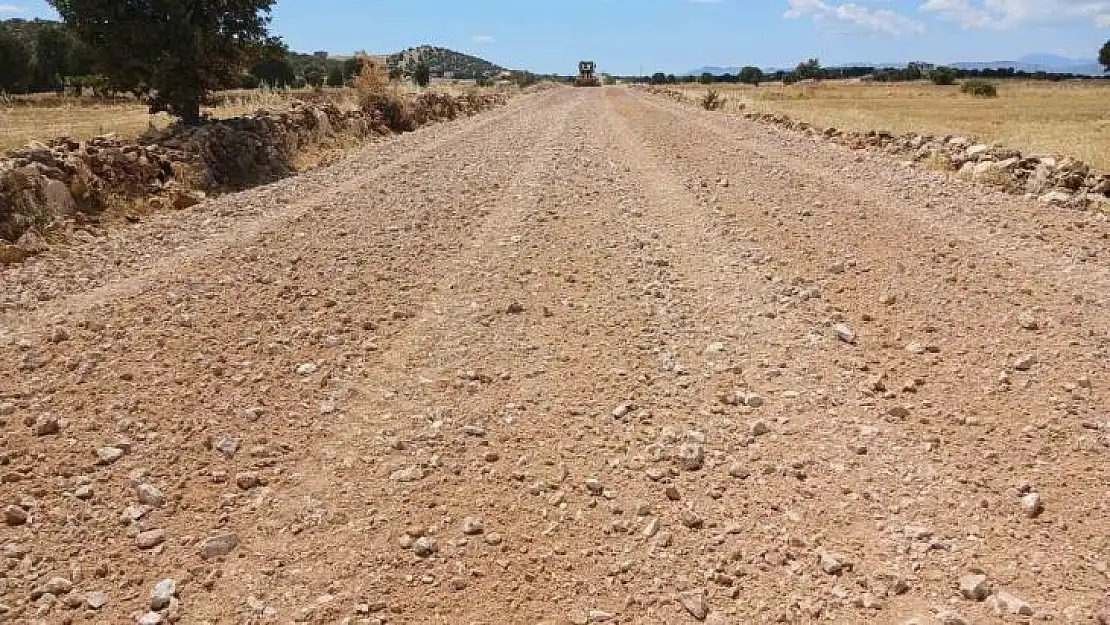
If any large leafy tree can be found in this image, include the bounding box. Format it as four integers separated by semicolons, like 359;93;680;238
1101;40;1109;73
738;66;763;85
33;25;78;91
48;0;277;123
795;58;823;81
0;28;33;93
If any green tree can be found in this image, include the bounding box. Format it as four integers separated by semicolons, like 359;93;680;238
413;61;431;87
303;63;327;89
0;28;33;93
32;26;73;91
930;66;958;86
49;0;277;123
1100;40;1109;72
250;43;296;88
342;56;363;81
326;64;344;87
699;72;714;85
650;72;667;85
738;66;763;85
795;58;822;80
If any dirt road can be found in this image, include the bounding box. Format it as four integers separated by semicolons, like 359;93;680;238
1;87;1107;624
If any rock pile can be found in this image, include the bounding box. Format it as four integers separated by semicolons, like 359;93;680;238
0;91;509;254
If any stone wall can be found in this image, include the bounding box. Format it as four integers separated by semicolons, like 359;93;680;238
0;91;508;256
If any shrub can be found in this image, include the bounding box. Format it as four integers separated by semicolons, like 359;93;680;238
930;67;958;85
700;89;726;111
413;62;431;88
353;58;412;131
699;72;714;85
960;79;998;97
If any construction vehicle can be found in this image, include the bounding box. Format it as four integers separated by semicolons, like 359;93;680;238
575;61;601;87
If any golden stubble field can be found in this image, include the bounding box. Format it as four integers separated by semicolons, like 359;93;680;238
673;80;1110;170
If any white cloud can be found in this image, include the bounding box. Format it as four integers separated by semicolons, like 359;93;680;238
785;0;926;35
921;0;1110;28
472;34;494;43
0;4;27;13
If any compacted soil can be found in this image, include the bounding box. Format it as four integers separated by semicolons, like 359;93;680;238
1;87;1107;625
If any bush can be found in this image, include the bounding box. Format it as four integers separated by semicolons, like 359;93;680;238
960;79;998;97
353;58;412;131
930;67;958;85
413;62;431;88
700;89;726;111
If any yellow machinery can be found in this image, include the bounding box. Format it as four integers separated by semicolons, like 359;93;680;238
575;61;601;87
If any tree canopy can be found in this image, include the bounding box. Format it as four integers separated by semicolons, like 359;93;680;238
48;0;277;123
1100;40;1109;72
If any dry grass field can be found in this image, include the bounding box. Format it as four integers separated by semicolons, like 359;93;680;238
674;80;1110;170
0;79;493;154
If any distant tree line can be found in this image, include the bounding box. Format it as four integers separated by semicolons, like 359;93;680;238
635;56;1110;87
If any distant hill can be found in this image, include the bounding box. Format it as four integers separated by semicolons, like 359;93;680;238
387;46;504;79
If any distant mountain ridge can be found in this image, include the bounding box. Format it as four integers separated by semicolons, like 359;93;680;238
686;54;1105;77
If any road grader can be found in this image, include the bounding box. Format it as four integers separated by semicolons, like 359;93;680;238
575;61;601;87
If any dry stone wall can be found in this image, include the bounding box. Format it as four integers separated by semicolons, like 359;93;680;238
0;91;508;257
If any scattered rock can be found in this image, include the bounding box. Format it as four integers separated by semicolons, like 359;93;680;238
1020;492;1044;518
85;591;108;610
198;533;239;559
959;573;991;602
834;324;856;344
462;516;485;535
390;466;425;482
679;589;709;621
41;577;73;595
676;441;705;471
936;610;970;625
1013;354;1036;371
412;536;437;558
135;529;166;549
136;483;166;507
728;464;751;479
31;414;60;436
96;446;125;465
137;611;164;625
150;579;177;611
207;435;240;458
988;590;1033;617
296;363;319;376
1017;312;1039;330
235;472;263;490
749;420;772;436
4;505;28;526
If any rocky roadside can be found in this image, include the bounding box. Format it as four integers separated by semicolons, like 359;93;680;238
0;91;510;264
641;85;1110;211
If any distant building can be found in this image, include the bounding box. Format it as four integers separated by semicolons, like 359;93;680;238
908;62;935;71
313;51;329;60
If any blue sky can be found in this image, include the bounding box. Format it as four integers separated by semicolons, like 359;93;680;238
2;1;1108;74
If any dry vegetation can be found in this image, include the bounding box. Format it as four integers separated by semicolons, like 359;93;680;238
0;78;501;155
673;80;1110;170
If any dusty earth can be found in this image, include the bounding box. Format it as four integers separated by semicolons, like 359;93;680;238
1;87;1108;625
